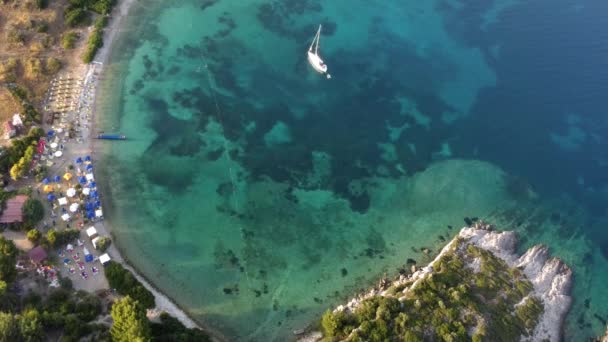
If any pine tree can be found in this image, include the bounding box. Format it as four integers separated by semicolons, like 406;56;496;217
110;296;151;342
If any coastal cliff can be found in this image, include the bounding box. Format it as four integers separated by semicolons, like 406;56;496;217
303;222;572;341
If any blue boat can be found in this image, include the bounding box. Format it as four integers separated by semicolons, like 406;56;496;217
96;134;127;140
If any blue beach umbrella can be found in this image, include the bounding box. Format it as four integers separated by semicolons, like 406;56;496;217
75;157;83;164
47;130;55;137
53;175;61;183
84;156;91;162
78;176;87;184
42;178;50;185
63;258;70;264
85;203;93;211
94;200;101;208
86;164;93;171
89;181;96;188
85;254;94;263
90;190;98;198
86;211;95;219
47;194;56;201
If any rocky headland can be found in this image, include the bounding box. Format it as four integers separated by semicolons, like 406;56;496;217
302;221;572;341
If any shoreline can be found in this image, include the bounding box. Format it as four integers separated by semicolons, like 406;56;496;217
86;0;227;339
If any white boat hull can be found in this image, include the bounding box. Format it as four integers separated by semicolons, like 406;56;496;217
307;51;327;74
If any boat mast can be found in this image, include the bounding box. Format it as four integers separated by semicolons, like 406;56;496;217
315;25;322;54
309;25;322;53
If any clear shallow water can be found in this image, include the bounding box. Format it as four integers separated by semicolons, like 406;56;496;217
95;0;608;340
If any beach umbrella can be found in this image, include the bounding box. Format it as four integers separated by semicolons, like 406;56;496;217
47;194;56;201
63;258;70;264
89;181;96;188
94;200;101;208
54;151;63;157
86;211;95;219
95;209;103;218
78;176;87;184
50;142;58;149
85;254;94;263
84;155;91;162
90;190;98;198
43;185;53;193
63;172;73;181
58;197;68;205
47;130;55;137
85;164;93;171
53;175;61;183
86;173;94;181
75;157;83;164
85;203;93;211
61;213;70;221
82;187;90;195
66;188;76;197
69;203;79;212
66;244;73;251
42;178;50;185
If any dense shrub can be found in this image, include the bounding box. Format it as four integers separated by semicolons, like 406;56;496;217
26;229;42;243
65;8;88;27
61;32;79;49
150;312;211;342
105;262;155;309
96;236;111;252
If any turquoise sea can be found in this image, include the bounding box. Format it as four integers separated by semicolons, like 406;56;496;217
95;0;608;340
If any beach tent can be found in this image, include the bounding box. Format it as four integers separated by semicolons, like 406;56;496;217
66;188;76;197
43;185;54;193
47;194;56;201
69;203;79;212
82;187;90;195
61;213;70;221
99;253;111;266
63;173;73;181
86;227;98;239
95;209;103;218
85;254;94;263
75;157;83;164
53;175;61;183
58;197;68;206
42;178;50;185
78;176;87;184
85;173;94;181
92;236;100;249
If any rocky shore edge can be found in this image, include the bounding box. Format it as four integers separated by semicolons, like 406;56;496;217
299;222;573;341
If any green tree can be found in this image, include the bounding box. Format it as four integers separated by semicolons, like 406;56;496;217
61;32;79;49
26;229;41;244
0;236;18;283
110;296;151;342
65;8;87;27
22;199;44;227
46;229;57;247
96;236;111;252
19;309;43;342
0;312;19;342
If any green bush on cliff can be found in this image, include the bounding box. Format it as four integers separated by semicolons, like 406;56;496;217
319;241;544;341
105;262;155;309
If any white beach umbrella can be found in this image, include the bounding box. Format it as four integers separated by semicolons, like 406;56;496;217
54;151;63;157
58;197;68;206
66;188;77;197
86;173;94;181
82;188;90;195
50;142;58;149
95;209;103;218
69;203;79;212
61;213;70;221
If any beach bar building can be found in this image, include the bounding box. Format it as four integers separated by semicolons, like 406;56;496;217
86;227;98;240
0;195;28;224
99;253;111;266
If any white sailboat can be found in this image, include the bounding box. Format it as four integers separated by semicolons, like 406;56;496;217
307;25;331;79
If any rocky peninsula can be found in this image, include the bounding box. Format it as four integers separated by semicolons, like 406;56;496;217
304;221;572;341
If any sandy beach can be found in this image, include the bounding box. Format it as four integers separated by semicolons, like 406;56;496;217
76;0;208;333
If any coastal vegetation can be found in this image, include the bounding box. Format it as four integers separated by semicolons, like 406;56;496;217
105;261;155;310
82;16;107;63
111;296;151;342
319;238;544;341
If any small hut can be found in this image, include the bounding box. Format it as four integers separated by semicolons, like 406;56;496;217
28;246;48;265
